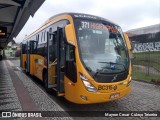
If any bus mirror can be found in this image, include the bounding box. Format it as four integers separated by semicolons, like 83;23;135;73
65;24;76;46
123;32;131;50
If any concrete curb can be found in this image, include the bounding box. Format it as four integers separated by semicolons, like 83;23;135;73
132;79;160;86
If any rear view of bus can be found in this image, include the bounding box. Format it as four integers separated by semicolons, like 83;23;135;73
64;13;132;104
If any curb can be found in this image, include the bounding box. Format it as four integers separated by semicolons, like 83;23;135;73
132;79;160;86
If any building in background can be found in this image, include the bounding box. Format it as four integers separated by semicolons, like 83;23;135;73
5;40;20;57
126;24;160;53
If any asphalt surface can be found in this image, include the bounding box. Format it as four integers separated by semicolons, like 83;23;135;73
10;60;160;120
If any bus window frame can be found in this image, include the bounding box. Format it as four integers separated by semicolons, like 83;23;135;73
21;44;27;54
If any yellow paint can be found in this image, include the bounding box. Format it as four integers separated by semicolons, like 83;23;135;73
29;55;35;75
48;64;56;84
65;24;76;46
21;54;26;69
123;32;133;59
34;55;45;80
123;32;131;50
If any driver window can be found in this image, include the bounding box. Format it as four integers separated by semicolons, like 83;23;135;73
66;45;74;61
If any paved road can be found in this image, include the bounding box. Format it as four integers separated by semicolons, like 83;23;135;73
11;60;160;120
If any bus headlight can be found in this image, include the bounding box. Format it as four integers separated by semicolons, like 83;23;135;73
79;73;97;92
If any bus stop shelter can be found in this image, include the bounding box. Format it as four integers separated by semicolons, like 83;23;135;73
0;0;45;55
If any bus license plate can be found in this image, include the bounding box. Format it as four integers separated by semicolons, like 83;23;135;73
110;93;120;99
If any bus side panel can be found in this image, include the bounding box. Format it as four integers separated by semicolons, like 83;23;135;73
64;76;78;103
49;65;56;84
29;54;35;75
34;55;45;81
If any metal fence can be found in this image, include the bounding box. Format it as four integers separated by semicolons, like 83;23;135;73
129;32;160;82
132;51;160;82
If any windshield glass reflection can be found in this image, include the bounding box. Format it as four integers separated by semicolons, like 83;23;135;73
75;20;129;74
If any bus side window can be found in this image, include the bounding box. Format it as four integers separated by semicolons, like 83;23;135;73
65;45;77;83
25;42;29;54
49;28;53;40
41;32;43;42
29;41;37;54
66;45;74;61
22;44;26;54
37;34;39;42
34;41;38;53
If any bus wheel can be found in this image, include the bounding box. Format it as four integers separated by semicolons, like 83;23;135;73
43;72;51;93
25;62;29;74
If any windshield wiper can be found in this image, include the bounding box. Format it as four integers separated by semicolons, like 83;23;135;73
101;66;121;70
92;71;100;78
93;62;127;78
98;61;127;71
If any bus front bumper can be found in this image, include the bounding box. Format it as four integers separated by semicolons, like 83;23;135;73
68;85;131;104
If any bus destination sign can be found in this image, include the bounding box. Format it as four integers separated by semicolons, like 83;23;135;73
81;21;118;33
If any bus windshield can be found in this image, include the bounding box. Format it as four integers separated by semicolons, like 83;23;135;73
75;19;129;74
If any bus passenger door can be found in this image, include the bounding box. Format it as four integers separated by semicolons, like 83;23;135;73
20;43;26;69
47;31;57;89
47;27;65;95
26;41;30;73
56;27;65;94
29;40;37;75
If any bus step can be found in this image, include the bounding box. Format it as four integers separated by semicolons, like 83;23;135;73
48;84;57;88
60;80;64;83
57;92;65;97
49;63;57;67
51;76;57;78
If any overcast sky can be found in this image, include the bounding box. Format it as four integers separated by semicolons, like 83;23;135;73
14;0;160;43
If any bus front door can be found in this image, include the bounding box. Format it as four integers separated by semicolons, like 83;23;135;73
26;41;30;73
47;27;65;95
20;44;25;68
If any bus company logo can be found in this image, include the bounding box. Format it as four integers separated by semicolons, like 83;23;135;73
113;85;117;90
74;14;97;19
110;64;115;70
111;75;117;82
2;112;11;117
